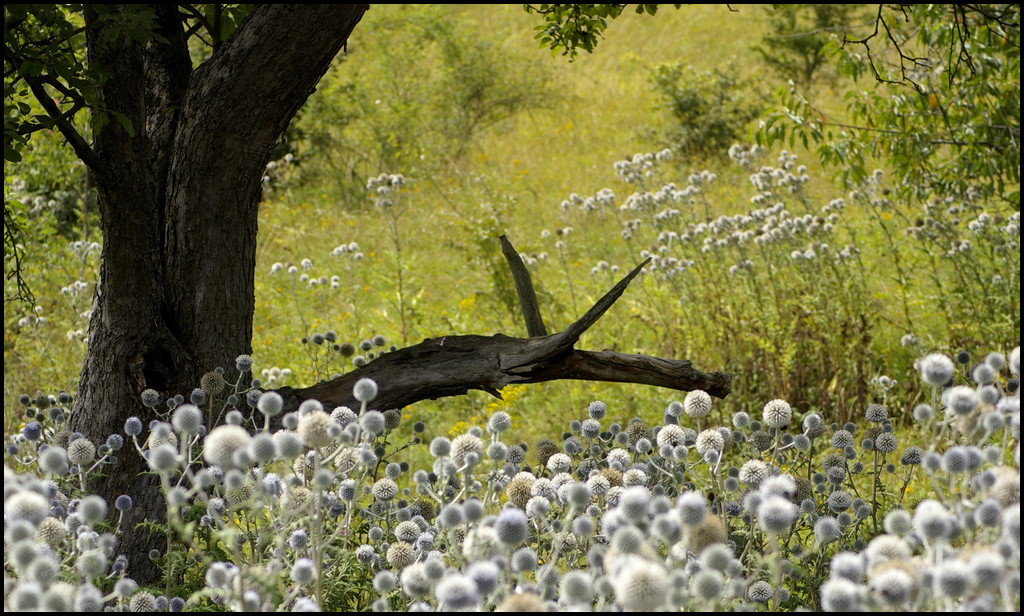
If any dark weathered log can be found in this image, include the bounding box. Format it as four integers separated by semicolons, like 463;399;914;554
277;241;731;412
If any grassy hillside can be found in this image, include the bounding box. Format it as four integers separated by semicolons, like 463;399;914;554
5;5;1018;446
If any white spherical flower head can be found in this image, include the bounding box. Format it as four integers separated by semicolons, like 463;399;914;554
942;386;979;416
756;495;797;535
297;410;335;449
919;353;955;387
67;438;96;466
6;491;50;525
656;424;686;449
739;460;770;486
256;391;283;417
203;424;252;469
353;378;378;403
547;453;573;474
683;390;712;418
435;574;479;610
451;434;484;467
171;404;203;434
762;399;792;429
614;559;669;611
695;429;724;460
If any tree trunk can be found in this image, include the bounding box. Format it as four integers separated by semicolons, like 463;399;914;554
69;4;367;582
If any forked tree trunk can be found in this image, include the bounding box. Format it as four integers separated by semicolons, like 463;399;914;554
68;4;367;582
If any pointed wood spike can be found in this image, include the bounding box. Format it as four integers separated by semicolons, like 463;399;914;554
549;257;651;352
499;234;547;337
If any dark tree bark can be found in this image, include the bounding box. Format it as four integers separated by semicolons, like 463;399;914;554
68;4;368;582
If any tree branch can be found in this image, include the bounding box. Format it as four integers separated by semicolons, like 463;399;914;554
24;76;104;172
276;238;730;414
500;234;547;336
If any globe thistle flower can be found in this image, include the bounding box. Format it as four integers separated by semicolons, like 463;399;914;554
76;549;108;578
932;560;969;599
738;460;769;486
762;399;792;428
690;568;724;601
203;425;251;469
506;477;534;509
386;542;416;569
865;404;888;423
613;486;648;523
588;400;607;420
256;391;283;417
463;526;502;561
988;466;1020;506
297;410;334;449
451;434;484;467
695;429;724;461
760;474;796;500
354;378;378;403
613;559;668;611
756;496;797;535
874;432;897;454
677;491;707;526
372;478;398;501
373;570;398;594
503;444;525;466
683;390;712;418
919;353;955;387
820;576;865;611
830;430;854;450
352;410;384;437
560;570;592;604
698;543;734;573
196;368;225;392
467;560;501;596
917;499;954;540
34;516;66;547
64;438;95;466
547;453;572;474
272;430;303;460
290;558;316;585
814;516;842;545
912;404;933;422
972;362;997;385
435;574;479;610
749;430;774;451
5;489;50;527
967;551;1004;589
148;444;179;474
899;446;923;466
128;592;157;612
488;411;512;434
656;424;686;449
572;515;595;538
625;420;654;447
802;412;825;437
747;580;774;603
495;508;529;546
869;567;914;608
39;446;69;476
943;386;979;416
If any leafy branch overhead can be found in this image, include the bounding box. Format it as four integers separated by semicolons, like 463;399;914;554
3;4;254;165
758;4;1020;202
524;4;681;59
